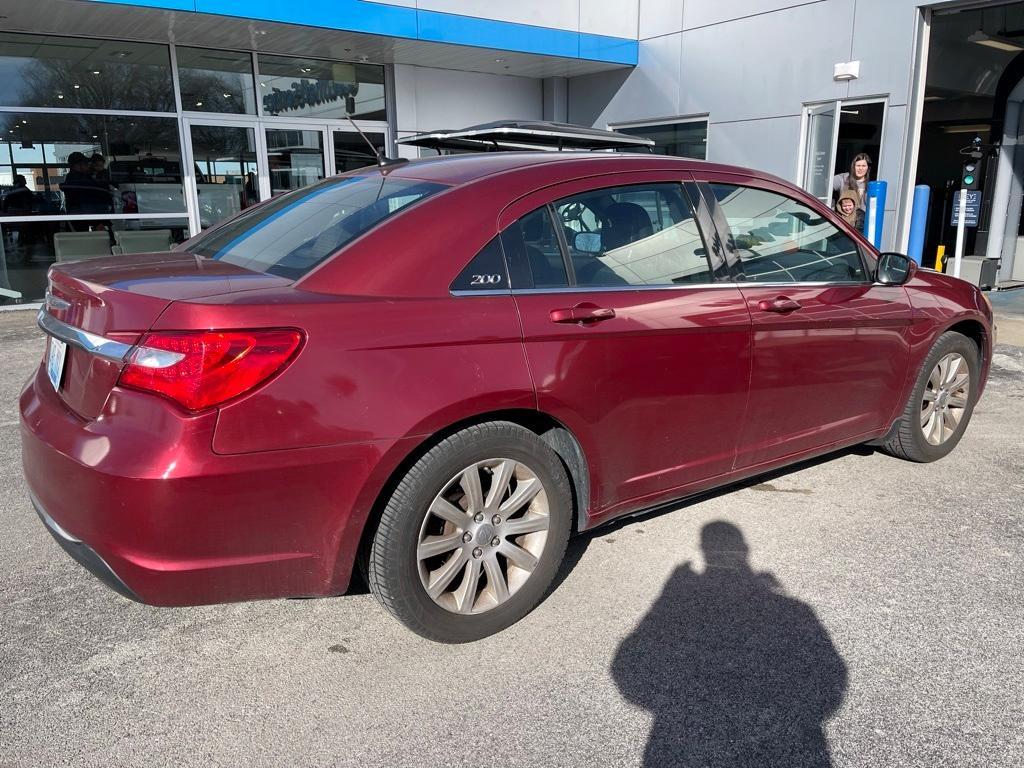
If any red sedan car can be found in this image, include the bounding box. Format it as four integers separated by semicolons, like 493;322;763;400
21;152;992;642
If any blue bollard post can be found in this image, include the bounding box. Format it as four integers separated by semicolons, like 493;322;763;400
865;180;888;249
907;185;930;264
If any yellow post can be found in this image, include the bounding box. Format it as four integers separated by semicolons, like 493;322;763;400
935;245;946;273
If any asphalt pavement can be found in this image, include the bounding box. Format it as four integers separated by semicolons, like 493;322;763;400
0;309;1021;767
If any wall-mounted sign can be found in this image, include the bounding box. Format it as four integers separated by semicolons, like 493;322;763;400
263;79;359;116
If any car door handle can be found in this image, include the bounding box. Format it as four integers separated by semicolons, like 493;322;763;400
549;306;616;324
757;296;802;313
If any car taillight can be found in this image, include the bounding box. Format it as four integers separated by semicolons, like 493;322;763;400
118;329;304;412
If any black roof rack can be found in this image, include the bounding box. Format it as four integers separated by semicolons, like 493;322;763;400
396;120;655;153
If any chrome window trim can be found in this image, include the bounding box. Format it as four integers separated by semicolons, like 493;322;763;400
508;283;738;295
450;280;874;298
37;310;132;363
732;280;872;288
449;289;512;298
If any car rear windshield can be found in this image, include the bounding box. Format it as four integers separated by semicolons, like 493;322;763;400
189;174;447;279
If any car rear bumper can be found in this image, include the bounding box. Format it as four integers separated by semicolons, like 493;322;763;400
20;366;410;607
32;494;142;603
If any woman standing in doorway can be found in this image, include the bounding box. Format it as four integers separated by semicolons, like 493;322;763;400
832;153;872;212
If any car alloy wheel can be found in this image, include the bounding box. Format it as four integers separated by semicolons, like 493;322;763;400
920;352;970;446
417;458;550;614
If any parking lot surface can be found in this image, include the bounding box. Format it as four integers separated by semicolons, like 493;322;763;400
1;309;1022;767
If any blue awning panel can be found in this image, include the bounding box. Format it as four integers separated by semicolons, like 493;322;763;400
83;0;640;66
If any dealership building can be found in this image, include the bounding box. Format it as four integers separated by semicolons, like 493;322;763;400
3;0;1024;301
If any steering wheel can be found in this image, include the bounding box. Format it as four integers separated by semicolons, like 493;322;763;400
559;202;592;232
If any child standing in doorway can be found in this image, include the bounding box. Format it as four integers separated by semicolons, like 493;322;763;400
835;190;864;231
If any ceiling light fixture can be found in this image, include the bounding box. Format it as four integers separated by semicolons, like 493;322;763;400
968;30;1024;52
942;123;991;134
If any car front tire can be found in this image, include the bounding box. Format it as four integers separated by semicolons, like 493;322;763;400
882;331;980;463
365;421;572;643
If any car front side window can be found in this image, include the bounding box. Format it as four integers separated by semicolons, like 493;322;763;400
708;183;867;284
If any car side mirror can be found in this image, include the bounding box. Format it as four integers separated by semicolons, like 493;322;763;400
574;231;602;254
876;252;914;286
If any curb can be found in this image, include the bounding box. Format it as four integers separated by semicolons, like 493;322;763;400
994;313;1024;348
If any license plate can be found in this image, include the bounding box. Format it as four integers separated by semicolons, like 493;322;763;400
46;337;67;392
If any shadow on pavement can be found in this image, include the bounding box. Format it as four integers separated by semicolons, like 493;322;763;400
612;521;848;767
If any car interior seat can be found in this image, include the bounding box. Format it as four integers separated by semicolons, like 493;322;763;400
521;213;565;287
53;231;113;262
572;202;653;286
601;202;654;250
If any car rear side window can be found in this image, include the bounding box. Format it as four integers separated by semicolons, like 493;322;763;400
500;207;570;289
189;174;446;280
709;183;866;283
451;237;508;292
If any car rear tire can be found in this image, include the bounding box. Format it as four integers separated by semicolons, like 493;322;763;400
365;421;572;643
881;331;979;463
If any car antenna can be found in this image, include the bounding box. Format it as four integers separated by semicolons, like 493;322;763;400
345;113;407;168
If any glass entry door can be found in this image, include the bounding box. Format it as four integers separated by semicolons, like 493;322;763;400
802;99;886;205
185;121;263;231
265;125;327;195
331;128;386;174
803;102;839;203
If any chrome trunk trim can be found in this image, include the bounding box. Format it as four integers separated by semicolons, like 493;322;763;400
36;309;132;363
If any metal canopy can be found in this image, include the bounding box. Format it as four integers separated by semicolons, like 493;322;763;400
397;121;656;152
0;1;634;79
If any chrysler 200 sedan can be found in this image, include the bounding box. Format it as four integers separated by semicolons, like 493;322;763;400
21;153;992;642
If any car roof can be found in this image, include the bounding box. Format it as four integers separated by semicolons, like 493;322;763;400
378;151;783;188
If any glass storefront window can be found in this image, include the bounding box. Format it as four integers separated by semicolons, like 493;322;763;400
616;121;709;160
0;113;184;217
0;31;392;305
1;218;188;302
333;130;385;173
257;55;385;120
0;33;174;112
176;47;257;115
1;112;184;218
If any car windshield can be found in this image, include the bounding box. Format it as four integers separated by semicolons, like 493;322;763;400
189;173;446;279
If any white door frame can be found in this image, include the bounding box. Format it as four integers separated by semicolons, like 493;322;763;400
181;115;264;235
799;101;841;203
261;120;331;194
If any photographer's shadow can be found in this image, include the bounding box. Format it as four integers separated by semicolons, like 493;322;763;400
612;521;847;767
